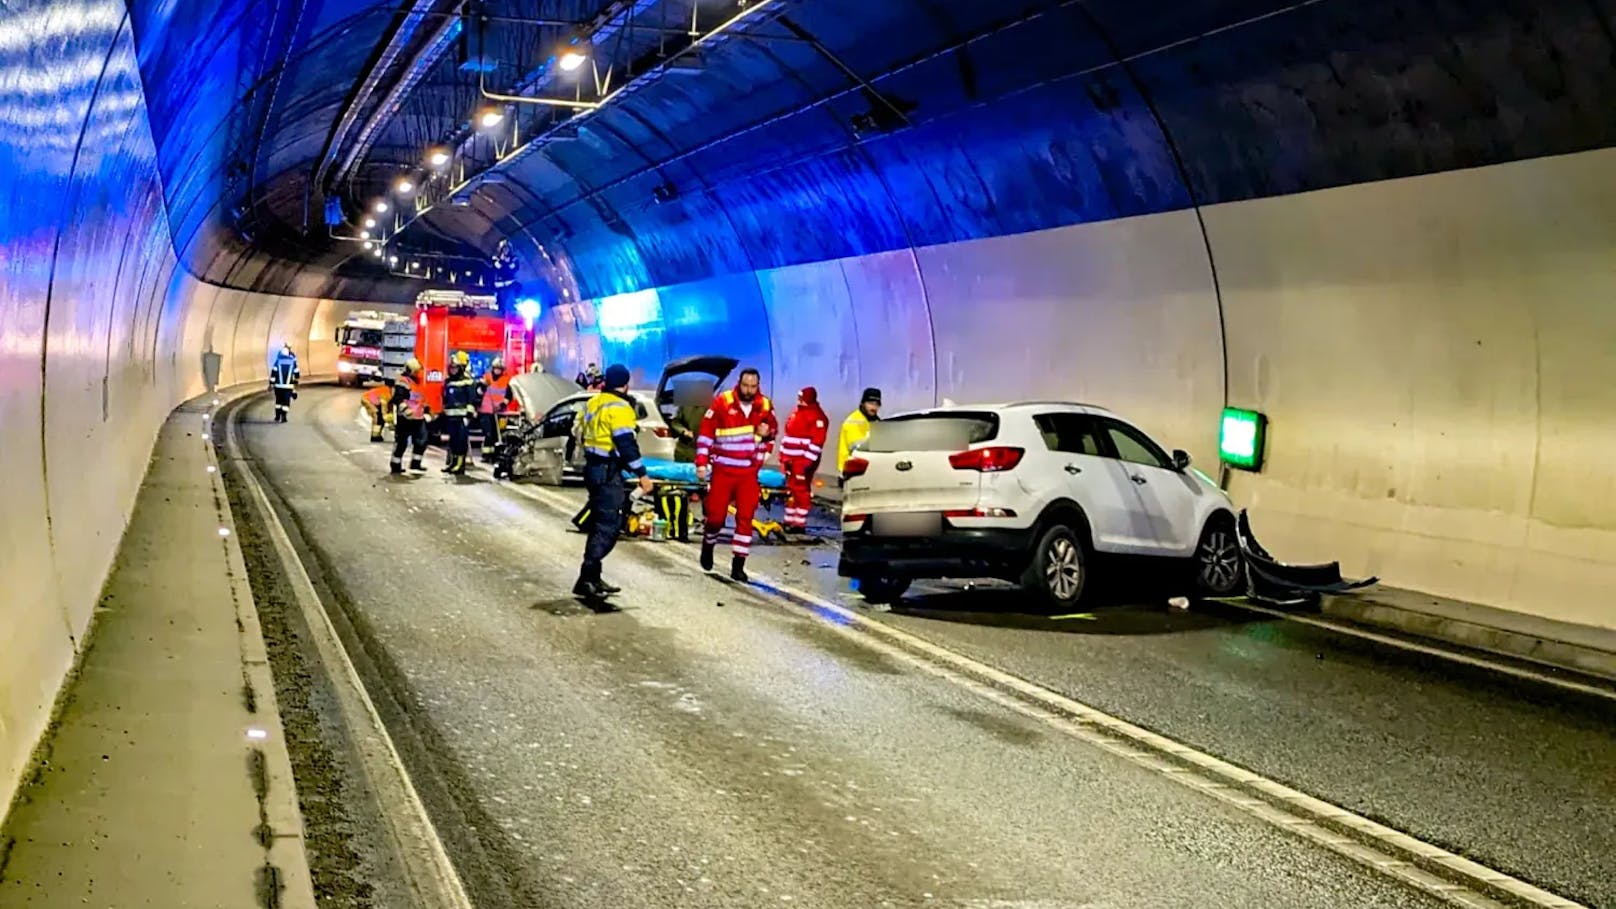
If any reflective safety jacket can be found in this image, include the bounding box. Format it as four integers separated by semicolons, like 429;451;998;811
696;389;777;472
477;373;512;414
442;371;477;418
580;391;647;477
392;375;429;420
362;384;389;411
780;402;829;468
270;351;300;389
837;410;872;473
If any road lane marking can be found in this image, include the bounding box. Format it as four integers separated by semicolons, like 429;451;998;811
224;399;476;909
494;480;1581;908
1207;598;1616;705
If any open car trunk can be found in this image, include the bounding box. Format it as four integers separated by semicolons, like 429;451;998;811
655;355;739;420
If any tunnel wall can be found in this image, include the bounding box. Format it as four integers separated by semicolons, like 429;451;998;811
0;6;387;821
538;146;1616;633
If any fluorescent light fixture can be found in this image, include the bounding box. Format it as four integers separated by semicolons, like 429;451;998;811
558;49;587;72
389;255;399;266
374;201;389;214
360;231;371;240
1219;407;1267;471
479;108;504;129
364;217;376;228
396;178;415;194
429;148;450;167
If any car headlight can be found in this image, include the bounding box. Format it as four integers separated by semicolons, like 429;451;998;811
337;361;354;373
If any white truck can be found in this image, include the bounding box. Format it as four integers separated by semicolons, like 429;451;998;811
335;310;414;386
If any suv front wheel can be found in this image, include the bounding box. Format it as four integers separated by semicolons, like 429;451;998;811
1020;523;1087;609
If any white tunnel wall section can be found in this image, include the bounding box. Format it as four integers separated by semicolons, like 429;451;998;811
537;147;1616;633
0;10;379;822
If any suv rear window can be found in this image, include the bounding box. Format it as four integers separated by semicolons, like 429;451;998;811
866;412;1000;452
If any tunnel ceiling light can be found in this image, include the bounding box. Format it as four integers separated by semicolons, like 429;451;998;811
396;178;415;194
364;217;377;228
479;108;505;129
1219;407;1267;472
374;200;389;214
360;230;371;240
389;255;399;266
429;148;451;167
373;247;384;257
558;49;588;72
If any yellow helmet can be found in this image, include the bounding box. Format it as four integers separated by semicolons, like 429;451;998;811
404;357;422;373
452;350;470;366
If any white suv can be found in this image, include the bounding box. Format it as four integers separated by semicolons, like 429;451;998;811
838;403;1243;608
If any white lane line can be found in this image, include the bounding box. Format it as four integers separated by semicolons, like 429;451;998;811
1211;598;1616;704
224;400;476;909
496;479;1580;909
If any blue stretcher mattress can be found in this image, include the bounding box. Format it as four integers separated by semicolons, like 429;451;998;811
640;459;787;489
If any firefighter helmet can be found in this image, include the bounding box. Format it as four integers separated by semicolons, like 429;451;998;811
452;350;470;366
490;357;505;372
405;357;422;374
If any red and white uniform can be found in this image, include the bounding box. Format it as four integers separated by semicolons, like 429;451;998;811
779;387;829;530
696;388;778;558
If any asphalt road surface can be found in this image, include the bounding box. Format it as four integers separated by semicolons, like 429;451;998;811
229;385;1615;909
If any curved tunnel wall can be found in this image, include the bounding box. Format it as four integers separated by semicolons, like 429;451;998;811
537;157;1616;636
0;4;389;819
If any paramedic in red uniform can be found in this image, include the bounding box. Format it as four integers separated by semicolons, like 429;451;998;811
778;386;829;534
695;367;778;581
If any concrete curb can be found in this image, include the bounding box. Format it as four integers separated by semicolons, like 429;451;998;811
1321;589;1616;684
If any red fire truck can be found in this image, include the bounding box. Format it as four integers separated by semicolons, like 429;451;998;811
413;290;535;416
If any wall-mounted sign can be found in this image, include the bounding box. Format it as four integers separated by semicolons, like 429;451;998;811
1219;407;1267;471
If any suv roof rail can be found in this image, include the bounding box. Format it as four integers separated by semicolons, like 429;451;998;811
1005;400;1111;411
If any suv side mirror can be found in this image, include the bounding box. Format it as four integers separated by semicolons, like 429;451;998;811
1172;449;1192;472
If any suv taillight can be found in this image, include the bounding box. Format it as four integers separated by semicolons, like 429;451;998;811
843;457;869;478
948;446;1024;472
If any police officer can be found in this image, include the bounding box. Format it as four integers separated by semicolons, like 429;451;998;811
390;358;431;474
574;364;654;599
442;351;477;475
270;344;300;422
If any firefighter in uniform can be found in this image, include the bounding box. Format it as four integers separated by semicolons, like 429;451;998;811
695;367;778;582
442;351;476;475
476;358;512;463
574;364;654;599
389;359;431;474
779;386;829;534
362;380;392;443
837;387;882;475
270;344;300;422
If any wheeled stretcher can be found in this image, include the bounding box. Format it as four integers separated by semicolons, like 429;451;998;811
570;459;792;543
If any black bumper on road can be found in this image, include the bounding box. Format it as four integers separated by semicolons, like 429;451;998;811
839;526;1035;580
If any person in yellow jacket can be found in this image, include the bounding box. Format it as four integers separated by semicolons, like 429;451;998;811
573;364;654;600
836;386;883;476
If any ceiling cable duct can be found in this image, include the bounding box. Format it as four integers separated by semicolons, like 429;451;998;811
333;0;464;192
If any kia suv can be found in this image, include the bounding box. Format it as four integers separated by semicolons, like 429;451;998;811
837;403;1243;608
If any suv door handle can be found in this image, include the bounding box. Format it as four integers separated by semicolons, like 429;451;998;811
1130;474;1147;485
1064;464;1082;475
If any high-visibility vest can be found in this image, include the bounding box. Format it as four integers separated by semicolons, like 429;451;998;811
837;410;871;472
479;374;511;414
580;391;644;473
395;376;428;420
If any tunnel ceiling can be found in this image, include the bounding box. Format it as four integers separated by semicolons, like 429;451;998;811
131;0;1616;301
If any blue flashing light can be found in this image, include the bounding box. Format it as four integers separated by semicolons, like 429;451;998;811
515;297;542;327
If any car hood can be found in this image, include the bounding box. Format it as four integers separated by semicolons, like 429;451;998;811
509;371;581;420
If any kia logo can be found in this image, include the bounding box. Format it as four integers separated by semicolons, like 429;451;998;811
895;460;913;471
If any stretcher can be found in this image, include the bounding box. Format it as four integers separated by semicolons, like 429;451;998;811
571;458;793;543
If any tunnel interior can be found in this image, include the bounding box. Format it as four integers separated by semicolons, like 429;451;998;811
3;0;1616;819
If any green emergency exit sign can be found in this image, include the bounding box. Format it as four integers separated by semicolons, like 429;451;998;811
1219;407;1267;471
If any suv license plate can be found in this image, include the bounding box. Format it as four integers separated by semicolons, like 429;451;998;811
871;513;942;537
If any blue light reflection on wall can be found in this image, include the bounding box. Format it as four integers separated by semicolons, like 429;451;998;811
594;288;668;386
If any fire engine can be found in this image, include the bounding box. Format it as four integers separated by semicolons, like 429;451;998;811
413;289;536;415
335;310;413;386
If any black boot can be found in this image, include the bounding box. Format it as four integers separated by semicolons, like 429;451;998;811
730;556;749;583
700;544;715;572
410;460;425;472
573;576;605;598
597;579;622;594
390;462;404;475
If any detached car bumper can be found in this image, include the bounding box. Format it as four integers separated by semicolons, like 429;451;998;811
839;526;1035;580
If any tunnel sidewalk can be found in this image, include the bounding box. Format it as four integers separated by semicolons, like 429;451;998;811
0;393;315;907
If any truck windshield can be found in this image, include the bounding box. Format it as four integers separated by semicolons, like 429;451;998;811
339;328;385;347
